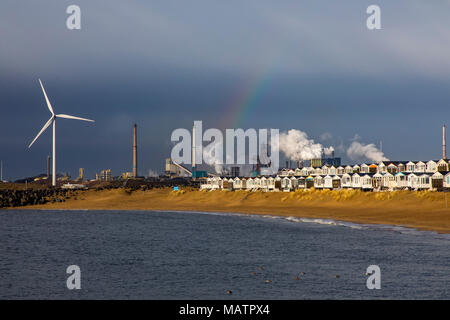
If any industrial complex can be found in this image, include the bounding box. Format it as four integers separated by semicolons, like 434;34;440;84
200;125;450;192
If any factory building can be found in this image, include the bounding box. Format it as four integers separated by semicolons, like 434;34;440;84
311;157;341;168
165;158;192;178
99;169;112;182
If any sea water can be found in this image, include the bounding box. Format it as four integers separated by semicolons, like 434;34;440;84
0;210;449;299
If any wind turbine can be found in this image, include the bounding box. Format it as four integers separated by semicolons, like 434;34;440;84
28;79;94;187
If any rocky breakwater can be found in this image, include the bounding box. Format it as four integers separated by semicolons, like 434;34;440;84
0;188;73;208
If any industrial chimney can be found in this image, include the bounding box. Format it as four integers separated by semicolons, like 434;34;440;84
192;124;196;174
133;124;138;178
443;124;447;160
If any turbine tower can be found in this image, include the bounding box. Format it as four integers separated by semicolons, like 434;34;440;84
28;79;94;187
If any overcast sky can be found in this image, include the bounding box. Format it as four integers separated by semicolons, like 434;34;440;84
1;1;450;180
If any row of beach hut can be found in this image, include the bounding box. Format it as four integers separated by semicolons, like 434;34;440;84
277;159;450;177
200;171;450;192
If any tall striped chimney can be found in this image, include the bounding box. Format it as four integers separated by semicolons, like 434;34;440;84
133;124;138;177
192;124;196;173
443;124;447;160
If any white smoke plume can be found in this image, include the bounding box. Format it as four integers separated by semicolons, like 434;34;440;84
347;141;388;162
279;129;334;161
203;141;226;174
323;146;334;156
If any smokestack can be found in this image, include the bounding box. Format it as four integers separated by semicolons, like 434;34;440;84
192;124;196;172
133;124;138;178
286;160;288;169
47;155;50;178
331;150;335;159
297;161;300;169
443;124;447;160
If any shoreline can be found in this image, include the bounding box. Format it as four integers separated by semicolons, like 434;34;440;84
7;188;450;234
10;206;450;238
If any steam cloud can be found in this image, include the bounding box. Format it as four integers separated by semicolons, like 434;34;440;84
346;141;388;162
203;141;225;174
279;129;334;161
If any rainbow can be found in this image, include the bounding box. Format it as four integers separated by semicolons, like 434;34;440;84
219;64;275;129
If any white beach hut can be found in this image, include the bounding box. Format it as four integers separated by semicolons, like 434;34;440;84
301;167;309;176
372;172;383;190
351;173;361;189
246;177;254;190
267;176;275;191
406;161;416;172
360;163;370;174
418;173;432;190
415;161;426;173
332;175;341;189
233;177;242;190
443;172;450;189
341;173;352;188
437;159;449;172
431;171;445;190
407;173;419;190
281;176;292;191
361;174;373;190
395;172;408;189
323;175;333;189
274;176;282;191
387;163;399;174
297;177;306;189
290;176;298;190
253;177;261;190
314;176;324;189
382;172;394;190
426;160;438;173
344;165;353;174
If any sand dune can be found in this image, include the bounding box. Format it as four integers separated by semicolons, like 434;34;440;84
18;188;450;234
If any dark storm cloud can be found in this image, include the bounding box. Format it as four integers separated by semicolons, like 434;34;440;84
0;0;449;179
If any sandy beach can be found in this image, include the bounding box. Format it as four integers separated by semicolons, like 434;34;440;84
14;188;450;234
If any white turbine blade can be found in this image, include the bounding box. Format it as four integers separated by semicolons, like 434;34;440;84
56;114;95;122
38;79;54;115
28;117;53;148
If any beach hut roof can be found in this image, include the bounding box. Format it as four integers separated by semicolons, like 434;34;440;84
342;173;351;177
373;172;383;177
